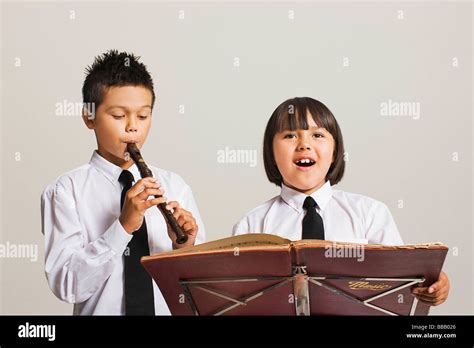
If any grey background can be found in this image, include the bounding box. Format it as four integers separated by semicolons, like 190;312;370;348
0;1;472;315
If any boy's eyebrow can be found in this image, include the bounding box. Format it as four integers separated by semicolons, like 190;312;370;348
106;105;152;111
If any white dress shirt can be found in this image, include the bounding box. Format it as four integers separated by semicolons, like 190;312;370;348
41;150;206;315
233;181;403;245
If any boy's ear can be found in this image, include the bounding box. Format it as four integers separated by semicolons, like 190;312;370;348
82;107;95;129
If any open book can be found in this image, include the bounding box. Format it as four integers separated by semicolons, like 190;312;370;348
142;234;448;316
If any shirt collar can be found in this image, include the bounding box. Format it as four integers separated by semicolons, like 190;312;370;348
280;180;333;213
89;150;143;186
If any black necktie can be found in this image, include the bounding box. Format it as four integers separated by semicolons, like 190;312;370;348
302;196;325;240
119;170;155;315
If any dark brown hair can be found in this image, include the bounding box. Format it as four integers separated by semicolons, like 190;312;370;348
263;97;345;186
82;50;155;109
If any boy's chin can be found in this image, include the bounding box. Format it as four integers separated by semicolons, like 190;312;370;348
111;148;128;160
286;179;324;194
99;147;129;162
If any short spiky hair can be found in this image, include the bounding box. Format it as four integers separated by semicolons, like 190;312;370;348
82;49;155;109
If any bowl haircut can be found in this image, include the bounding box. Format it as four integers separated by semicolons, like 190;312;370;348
263;97;345;187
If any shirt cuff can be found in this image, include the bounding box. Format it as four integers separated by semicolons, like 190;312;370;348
102;219;133;255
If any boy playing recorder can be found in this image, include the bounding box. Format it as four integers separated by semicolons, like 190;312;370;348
41;50;206;315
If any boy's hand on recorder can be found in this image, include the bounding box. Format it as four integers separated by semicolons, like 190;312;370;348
411;271;450;306
119;177;166;234
165;201;198;249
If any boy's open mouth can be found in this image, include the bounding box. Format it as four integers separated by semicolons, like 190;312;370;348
294;158;316;167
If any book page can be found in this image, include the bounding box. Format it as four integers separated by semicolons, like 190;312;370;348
143;233;291;260
292;240;448;250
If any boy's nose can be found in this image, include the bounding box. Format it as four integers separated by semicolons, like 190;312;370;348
297;143;311;151
126;117;138;132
